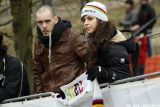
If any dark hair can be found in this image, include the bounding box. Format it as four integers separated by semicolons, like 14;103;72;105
84;19;117;68
87;19;117;53
93;19;117;43
125;0;134;5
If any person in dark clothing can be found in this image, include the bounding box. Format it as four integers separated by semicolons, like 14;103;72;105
120;0;137;30
81;1;136;84
0;34;30;102
133;0;156;34
131;0;156;75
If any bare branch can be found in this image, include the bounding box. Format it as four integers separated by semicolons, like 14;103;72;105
0;19;12;26
0;6;10;14
0;0;3;5
32;0;41;6
0;0;40;15
0;32;14;40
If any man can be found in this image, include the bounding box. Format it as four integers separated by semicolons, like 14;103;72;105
131;0;156;75
0;34;30;102
131;0;156;56
33;5;88;94
120;0;137;30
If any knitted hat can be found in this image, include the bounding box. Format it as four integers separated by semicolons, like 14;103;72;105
81;1;108;21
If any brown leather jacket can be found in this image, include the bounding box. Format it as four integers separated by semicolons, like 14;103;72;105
33;29;88;93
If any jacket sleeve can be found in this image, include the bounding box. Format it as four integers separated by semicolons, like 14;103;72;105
98;58;131;84
97;58;131;83
0;58;23;102
104;57;131;81
97;45;131;83
72;32;89;62
32;39;44;94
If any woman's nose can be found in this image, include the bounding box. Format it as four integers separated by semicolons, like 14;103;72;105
84;20;88;25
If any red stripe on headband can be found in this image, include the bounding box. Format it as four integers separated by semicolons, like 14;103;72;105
86;5;108;15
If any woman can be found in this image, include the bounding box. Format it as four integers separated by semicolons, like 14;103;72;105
81;1;136;84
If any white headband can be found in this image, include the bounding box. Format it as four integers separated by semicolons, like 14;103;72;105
81;2;108;21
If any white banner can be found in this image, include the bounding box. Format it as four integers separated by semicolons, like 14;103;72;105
1;77;160;107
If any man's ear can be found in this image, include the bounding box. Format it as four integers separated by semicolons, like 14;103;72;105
54;16;59;24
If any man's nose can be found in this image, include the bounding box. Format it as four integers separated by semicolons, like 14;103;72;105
42;22;47;28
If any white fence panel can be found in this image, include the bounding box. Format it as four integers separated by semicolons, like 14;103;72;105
1;77;160;107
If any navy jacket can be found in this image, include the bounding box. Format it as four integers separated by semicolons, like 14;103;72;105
0;55;30;102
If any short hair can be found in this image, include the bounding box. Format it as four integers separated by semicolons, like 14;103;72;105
36;5;56;17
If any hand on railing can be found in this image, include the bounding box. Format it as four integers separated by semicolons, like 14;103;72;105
56;89;66;99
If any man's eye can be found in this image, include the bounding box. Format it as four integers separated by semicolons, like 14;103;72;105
45;20;51;23
38;21;43;24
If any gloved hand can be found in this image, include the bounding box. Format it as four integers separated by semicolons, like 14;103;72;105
119;21;123;26
86;66;108;81
56;89;66;99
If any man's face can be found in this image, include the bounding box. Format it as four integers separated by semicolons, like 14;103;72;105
36;10;58;36
141;0;148;5
125;4;132;10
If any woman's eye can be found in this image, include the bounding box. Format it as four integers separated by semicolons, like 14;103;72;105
81;18;85;22
88;17;93;20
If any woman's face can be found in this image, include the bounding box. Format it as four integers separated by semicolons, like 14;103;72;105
125;4;132;10
81;15;98;34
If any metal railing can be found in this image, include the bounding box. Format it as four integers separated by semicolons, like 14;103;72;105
1;71;160;104
1;92;55;104
100;71;160;88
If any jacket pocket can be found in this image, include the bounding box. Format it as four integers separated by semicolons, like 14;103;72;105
54;47;72;63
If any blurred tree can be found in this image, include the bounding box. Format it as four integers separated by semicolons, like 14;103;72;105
80;0;90;10
0;0;2;5
10;0;33;92
42;0;52;6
